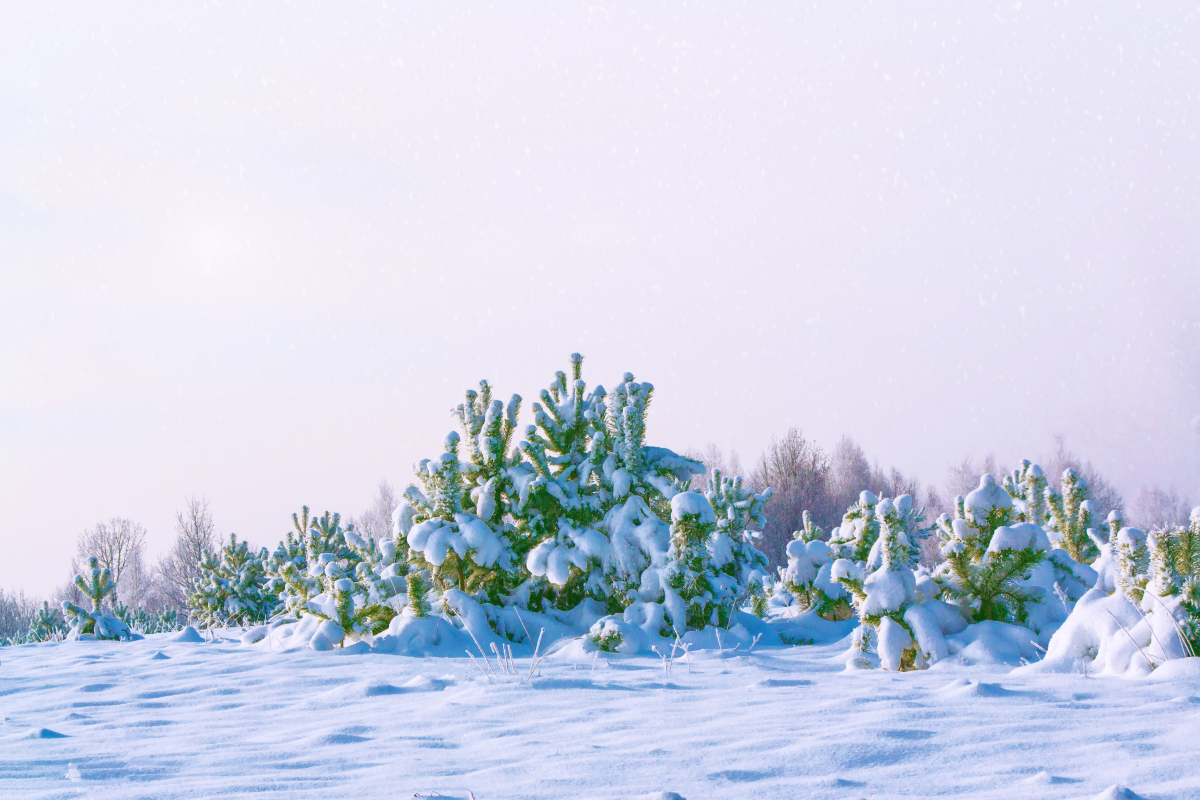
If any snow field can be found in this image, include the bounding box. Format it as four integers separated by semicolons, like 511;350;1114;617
3;634;1199;799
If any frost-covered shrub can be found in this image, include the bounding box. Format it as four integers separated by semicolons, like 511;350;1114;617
28;601;65;642
62;557;133;641
188;534;275;628
664;492;723;631
828;491;884;564
706;470;773;618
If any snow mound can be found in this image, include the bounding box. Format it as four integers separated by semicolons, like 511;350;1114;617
1090;786;1145;800
1022;588;1192;677
148;651;170;660
24;727;68;739
172;626;204;643
1147;657;1200;683
939;679;1014;698
944;620;1040;666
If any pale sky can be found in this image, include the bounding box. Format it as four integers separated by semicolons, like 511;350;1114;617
2;3;1198;596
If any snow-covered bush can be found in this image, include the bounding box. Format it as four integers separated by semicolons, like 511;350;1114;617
404;428;517;602
28;601;65;641
61;557;133;641
1021;504;1200;676
933;473;1094;641
772;510;851;620
188;534;275;628
831;496;951;670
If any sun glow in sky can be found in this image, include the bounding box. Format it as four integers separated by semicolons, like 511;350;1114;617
2;3;1198;595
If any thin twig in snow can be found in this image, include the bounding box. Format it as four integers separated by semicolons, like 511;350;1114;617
466;651;490;681
463;622;499;678
527;628;545;680
513;607;534;644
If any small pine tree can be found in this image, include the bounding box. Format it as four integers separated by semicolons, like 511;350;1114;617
188;534;275;628
833;497;920;670
933;475;1043;624
664;492;722;632
705;469;772;620
776;510;851;620
61;557;132;641
407;570;432;618
28;601;65;642
404;431;515;601
1046;468;1101;564
1004;460;1049;525
829;491;882;564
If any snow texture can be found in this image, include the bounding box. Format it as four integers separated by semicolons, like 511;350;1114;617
3;629;1197;798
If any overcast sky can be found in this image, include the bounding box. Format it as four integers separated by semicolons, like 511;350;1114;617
2;3;1198;596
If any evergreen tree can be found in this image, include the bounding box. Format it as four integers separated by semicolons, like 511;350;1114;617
61;557;132;641
1003;460;1049;524
833;497;920;670
188;534;275;628
664;492;723;631
1046;468;1102;563
775;510;852;620
28;601;65;642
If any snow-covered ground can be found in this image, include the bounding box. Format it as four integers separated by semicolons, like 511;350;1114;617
3;632;1199;799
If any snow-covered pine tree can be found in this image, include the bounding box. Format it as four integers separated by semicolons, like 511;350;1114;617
188;534;275;628
1004;460;1049;525
774;510;852;619
705;470;773;619
833;497;920;670
518;355;614;611
663;492;724;632
829;491;882;564
933;470;1095;640
1046;468;1102;564
28;601;64;642
61;557;132;641
265;506;367;618
932;474;1039;623
404;428;514;602
340;526;406;630
1113;525;1150;602
595;372;707;614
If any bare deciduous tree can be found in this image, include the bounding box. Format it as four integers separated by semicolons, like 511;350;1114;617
73;518;148;607
0;587;40;640
1043;435;1124;519
750;428;834;565
685;444;743;492
157;496;219;611
353;480;399;542
1132;486;1192;530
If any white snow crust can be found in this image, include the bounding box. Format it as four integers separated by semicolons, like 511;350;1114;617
3;630;1198;798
